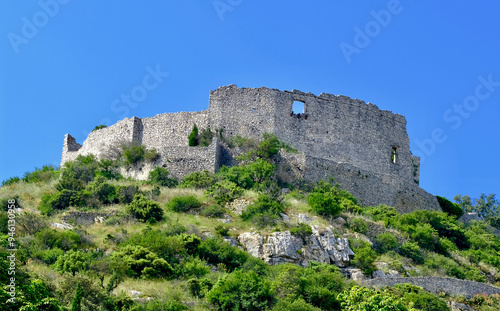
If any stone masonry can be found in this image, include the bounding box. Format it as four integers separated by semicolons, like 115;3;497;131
61;85;440;213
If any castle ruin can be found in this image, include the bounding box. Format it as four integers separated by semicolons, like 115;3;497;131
61;85;440;213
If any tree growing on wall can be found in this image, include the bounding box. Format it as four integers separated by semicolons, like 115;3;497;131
189;124;199;146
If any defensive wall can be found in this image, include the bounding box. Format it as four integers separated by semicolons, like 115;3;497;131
61;85;440;212
363;277;500;299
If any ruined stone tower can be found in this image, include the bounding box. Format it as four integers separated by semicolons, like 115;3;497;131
61;85;440;213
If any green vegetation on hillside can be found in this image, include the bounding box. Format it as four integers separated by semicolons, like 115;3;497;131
0;133;499;310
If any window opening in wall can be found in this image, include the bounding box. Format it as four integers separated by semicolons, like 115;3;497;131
292;101;304;115
391;147;397;164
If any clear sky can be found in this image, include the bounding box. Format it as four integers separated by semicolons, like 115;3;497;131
1;1;499;201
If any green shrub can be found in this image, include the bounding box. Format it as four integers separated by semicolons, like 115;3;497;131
390;283;450;311
187;278;213;298
180;170;217;189
206;270;275;311
437;195;464;218
200;204;225;218
54;249;92;276
374;232;398;254
35;228;81;251
127;194;164;223
111;245;174;279
166;195;201;213
241;195;285;227
115;185;140;204
33;247;64;265
350;240;377;275
340;198;362;214
148;167;178;187
215;224;230;237
144;148;160;162
349;217;369;234
199;127;214;146
206;180;244;204
92;124;107;132
179;257;210;279
424;253;466;279
39;189;82;214
59;154;99;186
96;158;121;180
122;229;189;263
122;144;145;165
22;165;58;183
85;175;116;204
398;241;424;264
198;237;249;271
307;180;344;218
337;286;411;311
188;124;199;146
1;196;22;211
272;298;322;311
1;176;20;186
290;223;313;241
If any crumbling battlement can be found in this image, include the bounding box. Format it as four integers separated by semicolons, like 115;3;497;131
61;85;439;212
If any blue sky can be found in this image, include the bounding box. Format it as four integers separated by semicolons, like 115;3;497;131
1;1;499;202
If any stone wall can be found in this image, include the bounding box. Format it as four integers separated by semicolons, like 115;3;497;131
60;85;440;213
363;277;500;299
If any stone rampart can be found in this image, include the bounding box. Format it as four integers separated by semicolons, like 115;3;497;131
61;85;440;213
363;277;500;299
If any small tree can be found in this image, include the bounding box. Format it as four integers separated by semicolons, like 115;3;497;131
148;167;178;187
127;194;164;223
71;282;83;311
189;124;199;146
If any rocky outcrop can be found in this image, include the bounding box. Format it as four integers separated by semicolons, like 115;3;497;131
238;225;354;267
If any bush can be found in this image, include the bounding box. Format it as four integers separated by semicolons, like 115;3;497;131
350;240;377;275
437;195;464;218
307;180;344;218
85;175;116;204
127;194;164;223
144;148;160;162
22;165;58;183
215;224;230;237
167;195;201;213
272;298;322;311
241;195;285;227
398;241;424;264
115;185;141;204
1;176;20;186
148;167;178;187
199;127;214;146
54;249;92;275
179;257;210;279
290;223;313;241
39;189;82;214
122;144;145;165
337;286;410;311
206;180;244;204
180;170;217;189
200;204;225;218
349;217;369;234
390;283;450;311
111;245;174;279
33;247;64;265
122;229;189;263
374;232;398;254
206;270;275;311
92;124;107;132
35;228;81;251
1;196;22;211
198;237;249;271
188;123;199;146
